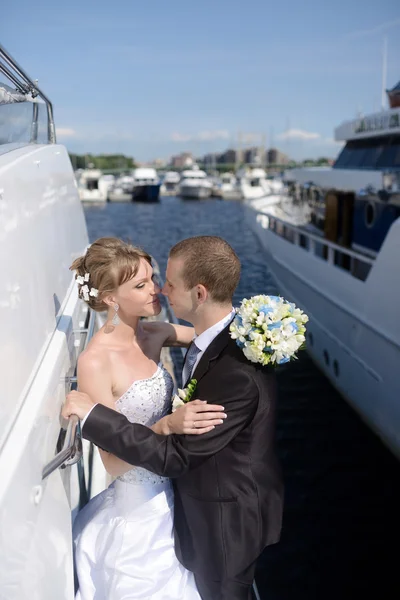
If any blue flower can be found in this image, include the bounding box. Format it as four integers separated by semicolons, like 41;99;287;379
236;339;245;348
278;356;290;364
268;295;281;303
263;346;273;353
268;321;282;330
290;323;299;333
258;304;274;315
236;315;243;327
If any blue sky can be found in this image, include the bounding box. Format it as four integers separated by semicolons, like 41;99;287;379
2;1;400;162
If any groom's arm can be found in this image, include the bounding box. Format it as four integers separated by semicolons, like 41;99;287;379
82;368;259;478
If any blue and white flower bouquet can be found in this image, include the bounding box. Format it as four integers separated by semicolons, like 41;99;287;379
230;295;308;366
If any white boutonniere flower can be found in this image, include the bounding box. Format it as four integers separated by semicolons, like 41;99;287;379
172;379;198;412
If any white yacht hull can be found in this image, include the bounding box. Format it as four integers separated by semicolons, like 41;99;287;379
179;185;211;199
246;205;400;459
0;144;108;599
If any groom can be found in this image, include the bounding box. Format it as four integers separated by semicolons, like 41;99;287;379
63;235;283;600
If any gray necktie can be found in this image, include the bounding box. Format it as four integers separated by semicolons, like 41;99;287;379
182;341;201;386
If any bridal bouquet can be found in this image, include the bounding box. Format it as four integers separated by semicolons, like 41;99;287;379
230;295;308;366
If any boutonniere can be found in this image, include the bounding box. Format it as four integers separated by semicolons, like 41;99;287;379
172;379;198;412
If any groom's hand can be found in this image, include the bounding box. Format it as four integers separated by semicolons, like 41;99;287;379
62;390;95;420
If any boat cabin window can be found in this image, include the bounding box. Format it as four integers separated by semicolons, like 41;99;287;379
334;134;400;170
0;93;49;147
87;179;99;190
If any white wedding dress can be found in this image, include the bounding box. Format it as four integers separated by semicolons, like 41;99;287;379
73;362;201;600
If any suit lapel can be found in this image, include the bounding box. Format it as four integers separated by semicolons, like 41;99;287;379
187;318;235;387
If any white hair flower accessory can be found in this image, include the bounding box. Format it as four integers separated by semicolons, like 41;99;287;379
80;284;90;302
76;272;98;303
76;272;90;285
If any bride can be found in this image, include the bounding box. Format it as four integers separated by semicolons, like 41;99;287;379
70;237;226;600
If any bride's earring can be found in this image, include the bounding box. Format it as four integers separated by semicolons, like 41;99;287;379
112;303;120;326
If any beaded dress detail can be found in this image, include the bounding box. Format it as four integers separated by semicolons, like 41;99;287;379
115;362;174;485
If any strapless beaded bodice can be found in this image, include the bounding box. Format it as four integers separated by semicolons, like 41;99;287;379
115;363;174;485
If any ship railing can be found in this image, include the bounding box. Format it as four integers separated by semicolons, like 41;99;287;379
0;44;56;146
255;211;375;282
42;307;97;509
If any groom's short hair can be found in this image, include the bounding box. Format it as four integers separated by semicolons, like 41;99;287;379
169;236;240;303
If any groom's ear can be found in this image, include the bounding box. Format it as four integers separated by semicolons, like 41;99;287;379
196;284;208;304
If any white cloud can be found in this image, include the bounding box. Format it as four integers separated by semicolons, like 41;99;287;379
171;130;230;142
277;129;321;141
324;137;343;146
345;18;400;39
56;127;76;137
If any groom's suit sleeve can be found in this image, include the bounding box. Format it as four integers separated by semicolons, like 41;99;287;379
82;367;259;478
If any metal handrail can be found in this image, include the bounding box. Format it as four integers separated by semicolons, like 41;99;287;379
42;308;97;481
255;211;375;265
42;415;82;480
0;44;56;143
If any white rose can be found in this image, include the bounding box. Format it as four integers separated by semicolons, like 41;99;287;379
172;394;185;412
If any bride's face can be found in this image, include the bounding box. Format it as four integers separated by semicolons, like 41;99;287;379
113;259;161;318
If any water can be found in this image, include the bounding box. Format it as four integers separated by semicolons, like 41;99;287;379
83;197;400;599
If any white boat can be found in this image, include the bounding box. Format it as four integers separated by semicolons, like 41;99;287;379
108;173;135;202
219;172;240;199
0;44;109;599
245;83;400;460
236;167;284;203
178;166;212;199
77;167;112;202
160;171;180;195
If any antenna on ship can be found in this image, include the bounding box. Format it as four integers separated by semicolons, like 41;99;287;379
381;35;387;111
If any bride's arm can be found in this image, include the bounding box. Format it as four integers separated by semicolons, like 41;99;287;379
77;355;226;478
143;321;195;348
77;353;135;477
151;401;226;436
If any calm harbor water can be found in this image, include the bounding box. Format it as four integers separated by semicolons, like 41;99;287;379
83;196;400;600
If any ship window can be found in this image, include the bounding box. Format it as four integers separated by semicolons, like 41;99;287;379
376;142;400;168
364;201;376;227
334;135;400;170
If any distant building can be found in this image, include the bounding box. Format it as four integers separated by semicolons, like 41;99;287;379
170;152;194;168
219;149;239;165
267;148;289;165
203;153;218;167
244;146;266;165
152;158;167;168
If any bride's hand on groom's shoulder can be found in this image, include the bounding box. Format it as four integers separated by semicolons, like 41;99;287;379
165;399;227;436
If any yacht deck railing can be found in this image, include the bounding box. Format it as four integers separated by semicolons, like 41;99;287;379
255;211;375;282
0;44;56;143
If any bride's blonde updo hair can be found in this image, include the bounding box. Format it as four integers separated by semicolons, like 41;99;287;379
70;237;152;312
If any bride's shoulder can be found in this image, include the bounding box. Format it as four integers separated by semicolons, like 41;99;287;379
78;343;111;378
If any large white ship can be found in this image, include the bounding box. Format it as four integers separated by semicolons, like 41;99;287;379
0;44;111;600
246;81;400;460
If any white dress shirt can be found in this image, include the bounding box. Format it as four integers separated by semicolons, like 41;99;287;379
82;308;235;429
185;308;236;381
